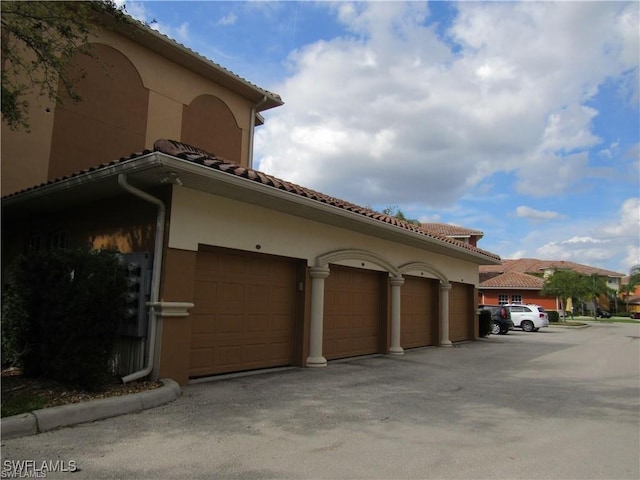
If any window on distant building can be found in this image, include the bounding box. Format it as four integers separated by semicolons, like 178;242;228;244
25;233;41;254
498;294;508;305
511;295;522;304
47;230;68;250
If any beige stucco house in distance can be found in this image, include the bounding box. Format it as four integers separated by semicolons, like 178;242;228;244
2;10;501;385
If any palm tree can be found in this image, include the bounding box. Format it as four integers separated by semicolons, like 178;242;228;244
620;266;640;312
581;274;613;320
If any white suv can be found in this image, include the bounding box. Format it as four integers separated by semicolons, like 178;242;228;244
504;304;549;332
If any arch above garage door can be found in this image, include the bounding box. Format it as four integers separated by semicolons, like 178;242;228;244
316;249;401;277
398;261;448;284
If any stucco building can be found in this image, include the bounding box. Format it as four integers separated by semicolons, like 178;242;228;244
2;11;501;385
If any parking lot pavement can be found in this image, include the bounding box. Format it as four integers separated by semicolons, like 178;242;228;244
2;322;639;480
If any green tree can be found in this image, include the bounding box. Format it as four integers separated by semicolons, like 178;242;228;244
2;248;127;390
620;265;640;311
1;1;123;131
541;271;588;321
581;273;613;320
382;205;422;226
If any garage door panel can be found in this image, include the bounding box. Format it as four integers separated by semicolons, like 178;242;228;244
191;313;214;335
215;346;243;370
323;265;383;361
220;282;245;304
214;314;244;334
270;313;292;332
190;248;297;377
244;344;267;362
269;341;291;360
401;276;437;348
246;314;268;332
449;282;472;342
190;348;213;370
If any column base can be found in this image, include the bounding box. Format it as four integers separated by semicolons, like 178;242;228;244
389;346;404;355
440;340;453;347
306;356;328;367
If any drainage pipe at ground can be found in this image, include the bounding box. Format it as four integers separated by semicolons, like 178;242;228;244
117;173;166;384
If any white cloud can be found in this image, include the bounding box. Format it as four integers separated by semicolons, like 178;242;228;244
256;1;637;208
218;13;238;26
599;140;620;159
531;198;640;272
539;105;600;153
119;1;150;23
507;250;527;260
601;197;640;238
536;236;610;262
516;206;564;221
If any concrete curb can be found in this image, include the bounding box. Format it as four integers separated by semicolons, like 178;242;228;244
1;378;180;440
549;323;590;329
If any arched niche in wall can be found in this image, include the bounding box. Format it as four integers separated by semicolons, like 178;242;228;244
181;94;242;164
49;43;148;179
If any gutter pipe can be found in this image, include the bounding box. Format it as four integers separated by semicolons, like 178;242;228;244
247;95;267;169
117;173;166;384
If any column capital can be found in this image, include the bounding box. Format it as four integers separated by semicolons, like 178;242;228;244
440;282;452;291
310;265;330;279
390;276;405;287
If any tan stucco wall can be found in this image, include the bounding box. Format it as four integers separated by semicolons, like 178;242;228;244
1;28;257;195
0;61;56;195
91;30;253;156
167;187;480;286
157;248;197;384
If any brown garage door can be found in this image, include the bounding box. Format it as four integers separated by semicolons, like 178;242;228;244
323;265;384;360
401;276;438;349
449;282;473;342
190;247;298;377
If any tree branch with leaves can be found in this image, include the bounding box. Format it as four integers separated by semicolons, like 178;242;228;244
541;270;588;321
1;1;123;131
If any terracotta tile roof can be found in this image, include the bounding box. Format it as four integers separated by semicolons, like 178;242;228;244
479;258;624;277
421;223;484;237
479;271;545;289
3;139;501;263
153;140;501;261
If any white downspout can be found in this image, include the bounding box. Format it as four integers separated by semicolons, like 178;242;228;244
247;95;267;169
117;173;166;384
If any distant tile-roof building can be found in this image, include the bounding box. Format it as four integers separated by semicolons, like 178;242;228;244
479;258;625;312
480;258;624;278
421;223;484;247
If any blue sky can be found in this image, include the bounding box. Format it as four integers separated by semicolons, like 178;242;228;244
122;1;639;275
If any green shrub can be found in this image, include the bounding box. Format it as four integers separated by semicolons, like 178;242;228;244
479;309;492;337
1;248;127;391
548;311;560;323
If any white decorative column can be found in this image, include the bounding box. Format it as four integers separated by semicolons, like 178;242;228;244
389;276;405;355
306;266;330;367
440;282;453;347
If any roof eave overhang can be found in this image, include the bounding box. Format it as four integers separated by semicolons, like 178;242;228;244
479;286;543;290
2;154;501;265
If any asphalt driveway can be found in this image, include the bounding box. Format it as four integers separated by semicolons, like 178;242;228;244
2;322;639;479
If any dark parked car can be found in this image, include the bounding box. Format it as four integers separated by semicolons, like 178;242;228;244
631;312;640;320
596;308;612;318
480;305;514;335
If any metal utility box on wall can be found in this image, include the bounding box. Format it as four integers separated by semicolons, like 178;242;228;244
119;252;152;338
